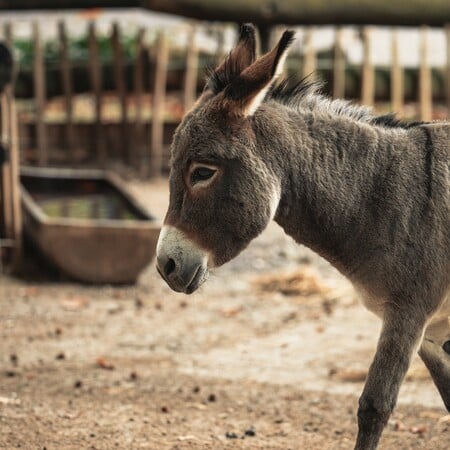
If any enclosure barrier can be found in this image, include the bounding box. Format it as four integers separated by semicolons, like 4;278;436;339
2;20;450;177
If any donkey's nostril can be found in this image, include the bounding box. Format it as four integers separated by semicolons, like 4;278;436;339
164;258;176;277
443;340;450;355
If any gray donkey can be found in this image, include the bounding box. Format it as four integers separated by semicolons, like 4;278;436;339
156;24;450;449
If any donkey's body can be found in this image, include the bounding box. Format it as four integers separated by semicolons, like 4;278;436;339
156;25;450;450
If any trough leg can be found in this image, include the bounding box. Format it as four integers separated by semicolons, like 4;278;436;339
354;308;427;450
419;318;450;412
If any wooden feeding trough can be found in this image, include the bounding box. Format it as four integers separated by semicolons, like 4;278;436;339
20;167;161;284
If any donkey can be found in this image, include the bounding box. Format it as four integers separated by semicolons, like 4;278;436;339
156;24;450;450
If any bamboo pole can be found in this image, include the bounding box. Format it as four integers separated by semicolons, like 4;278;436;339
58;20;75;159
88;21;105;165
149;31;169;178
333;27;345;99
419;26;432;121
302;27;316;79
361;26;375;106
183;24;199;113
390;29;404;115
33;21;48;166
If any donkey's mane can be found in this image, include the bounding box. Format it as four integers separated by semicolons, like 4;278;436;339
268;77;424;129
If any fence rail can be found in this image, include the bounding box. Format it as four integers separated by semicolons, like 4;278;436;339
2;20;450;177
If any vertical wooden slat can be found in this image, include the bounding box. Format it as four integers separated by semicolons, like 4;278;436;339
88;21;105;164
58;20;75;159
445;23;450;117
390;29;404;115
134;27;145;172
183;24;198;113
9;93;22;268
1;93;12;239
302;27;316;79
419;26;432;121
111;22;128;163
215;24;227;66
333;27;345;99
149;31;169;178
361;26;375;106
33;22;47;166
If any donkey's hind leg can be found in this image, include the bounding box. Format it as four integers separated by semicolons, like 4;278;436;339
419;317;450;412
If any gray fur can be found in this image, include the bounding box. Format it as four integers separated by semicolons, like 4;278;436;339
157;25;450;450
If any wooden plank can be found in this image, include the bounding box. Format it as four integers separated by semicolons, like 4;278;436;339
419;26;432;121
302;27;316;79
134;27;145;172
9;93;22;268
33;21;48;166
183;24;199;113
88;21;105;165
361;26;375;106
446;24;450;117
58;20;75;159
333;27;345;99
1;93;12;240
149;31;169;178
111;21;128;163
390;29;404;115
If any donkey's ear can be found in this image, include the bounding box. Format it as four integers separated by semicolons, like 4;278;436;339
205;23;257;95
221;30;295;117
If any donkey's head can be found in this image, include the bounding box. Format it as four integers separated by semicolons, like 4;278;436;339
156;24;295;293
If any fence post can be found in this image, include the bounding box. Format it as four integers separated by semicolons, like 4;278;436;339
58;20;75;160
183;24;198;113
361;26;375;106
302;27;316;79
134;27;145;172
33;21;48;166
390;29;404;115
111;21;129;164
333;27;345;99
88;21;105;165
445;23;450;117
419;26;432;121
149;31;168;178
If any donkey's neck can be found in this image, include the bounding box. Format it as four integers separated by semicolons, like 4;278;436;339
254;102;417;278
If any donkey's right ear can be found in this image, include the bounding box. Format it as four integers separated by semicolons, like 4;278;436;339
204;23;257;96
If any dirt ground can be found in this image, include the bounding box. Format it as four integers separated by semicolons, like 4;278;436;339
1;179;449;450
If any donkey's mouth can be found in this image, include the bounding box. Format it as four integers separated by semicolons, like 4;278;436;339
185;265;209;294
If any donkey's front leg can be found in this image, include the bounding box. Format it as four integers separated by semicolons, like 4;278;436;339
354;307;427;450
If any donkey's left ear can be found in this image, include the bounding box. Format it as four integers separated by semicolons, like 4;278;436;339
221;30;295;117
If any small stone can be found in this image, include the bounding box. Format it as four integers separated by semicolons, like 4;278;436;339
244;427;256;437
55;352;65;360
161;406;169;413
225;432;238;439
74;380;83;389
207;393;216;402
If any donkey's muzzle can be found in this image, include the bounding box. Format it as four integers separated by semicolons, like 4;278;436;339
156;226;210;294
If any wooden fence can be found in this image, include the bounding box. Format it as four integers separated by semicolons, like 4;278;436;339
3;21;450;178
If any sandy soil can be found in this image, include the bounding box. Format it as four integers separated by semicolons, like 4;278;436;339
0;179;449;450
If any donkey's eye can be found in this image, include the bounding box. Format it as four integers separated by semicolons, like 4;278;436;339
190;167;216;185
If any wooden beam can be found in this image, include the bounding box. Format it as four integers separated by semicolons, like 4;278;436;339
134;27;145;172
302;27;316;79
333;27;345;99
183;24;199;113
142;0;450;27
